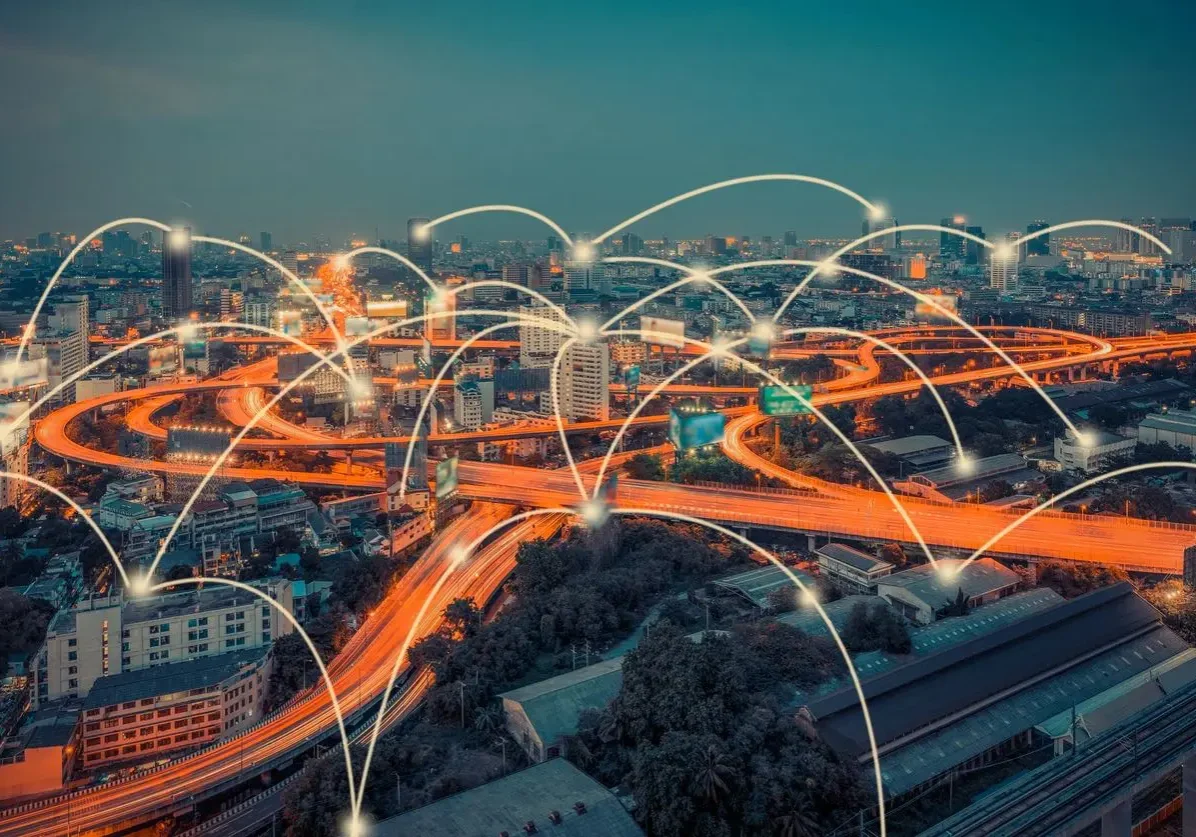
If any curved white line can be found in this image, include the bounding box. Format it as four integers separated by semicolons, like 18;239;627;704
142;306;593;580
772;224;994;323
593;332;938;565
608;507;887;837
398;317;582;504
148;576;358;806
14;217;171;368
419;205;574;248
1016;219;1172;255
341;245;438;293
0;472;126;586
351;507;571;821
592;174;878;246
599;257;755;328
959;461;1196;571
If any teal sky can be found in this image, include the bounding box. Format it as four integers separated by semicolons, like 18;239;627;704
1;0;1193;244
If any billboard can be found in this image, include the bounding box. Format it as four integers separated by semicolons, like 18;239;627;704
668;409;725;451
435;456;459;499
624;364;641;388
0;403;30;456
182;339;207;360
278;310;303;337
0;357;48;390
758;384;813;416
640;316;685;349
148;346;177;376
914;292;960;322
366;299;408;320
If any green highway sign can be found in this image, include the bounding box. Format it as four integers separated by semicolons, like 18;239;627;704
757;384;812;416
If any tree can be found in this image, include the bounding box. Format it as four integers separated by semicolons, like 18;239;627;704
696;744;735;806
1038;560;1127;599
626;453;666;481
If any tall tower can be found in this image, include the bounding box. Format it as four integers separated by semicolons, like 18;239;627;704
1025;220;1050;256
407;218;433;278
162;226;193;321
990;236;1019;292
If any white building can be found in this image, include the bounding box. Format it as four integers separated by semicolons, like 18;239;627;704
557;342;610;422
1139;410;1196;451
1054;428;1135;473
519;304;570;368
990;241;1019;292
453;378;494;431
31;579;293;709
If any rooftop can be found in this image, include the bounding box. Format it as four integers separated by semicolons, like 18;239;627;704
500;657;624;747
816;543;893;574
374;758;643;837
1140;409;1196;434
869;435;953;457
121;579;284;626
876;557;1021;612
913;453;1031;489
711;564;815;608
83;647;267;709
1051;378;1188;413
807;583;1169;761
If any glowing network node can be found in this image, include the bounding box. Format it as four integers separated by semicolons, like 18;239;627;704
449;545;470;566
340;812;371;837
751;321;775;343
995;243;1015;260
575;317;599;343
572;241;595;263
579;497;610;528
869;204;887;221
176;321;200;344
936;564;959;583
955;455;975;476
127;575;152;598
412;224;431;242
331;253;352;271
800;588;818;606
1076;430;1096;449
167;228;189;250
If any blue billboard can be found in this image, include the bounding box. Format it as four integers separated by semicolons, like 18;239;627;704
624;365;641;388
435;456;459;499
668;409;725;451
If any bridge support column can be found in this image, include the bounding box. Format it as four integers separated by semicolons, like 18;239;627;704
807;534;817;552
1184;754;1196;836
1101;798;1132;837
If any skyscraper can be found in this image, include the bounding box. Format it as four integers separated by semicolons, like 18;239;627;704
1025;220;1050;256
990;236;1019;292
862;216;900;251
162;227;193;321
558;342;610;422
964;226;986;265
407;217;433;278
260;231;273;252
939;216;967;260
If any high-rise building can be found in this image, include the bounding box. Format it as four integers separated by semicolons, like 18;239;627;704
939;216;967;260
519;304;570;368
407;217;433;277
862;216;900;251
783;231;798;247
557;342;610;422
964;226;986;265
502;264;531;287
1025;220;1050;256
621;232;644;255
990;237;1019;292
563;264;607;297
162;227;193;321
260;231;273;252
1138;217;1160;256
453;378;495;431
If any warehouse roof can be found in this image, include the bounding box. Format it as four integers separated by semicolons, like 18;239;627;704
712;564;815;608
500;657;624;748
876;558;1020;613
806;583;1163;759
1140;410;1196;434
869;435;952;457
817;543;893;574
1052;378;1188;413
374;758;643;837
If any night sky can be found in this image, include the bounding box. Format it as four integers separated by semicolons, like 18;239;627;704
2;0;1193;244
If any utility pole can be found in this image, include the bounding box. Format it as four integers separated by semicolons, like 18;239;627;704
459;681;466;728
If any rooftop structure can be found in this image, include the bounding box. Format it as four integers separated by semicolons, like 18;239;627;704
816;543;894;593
711;564;815;609
868;434;955;472
374;758;643;837
500;657;624;763
875;557;1021;624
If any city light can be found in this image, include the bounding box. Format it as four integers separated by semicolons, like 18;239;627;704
575;317;599;342
411;223;430;242
572;241;595;263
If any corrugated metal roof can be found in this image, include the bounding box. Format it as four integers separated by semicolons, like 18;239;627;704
876;558;1021;612
500;658;624;747
711;564;814;607
817;543;892;573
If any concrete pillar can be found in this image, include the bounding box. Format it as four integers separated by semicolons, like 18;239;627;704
1184;754;1196;836
807;533;817;552
1101;798;1131;837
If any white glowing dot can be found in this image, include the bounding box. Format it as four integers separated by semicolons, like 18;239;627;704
450;545;470;566
128;575;152;597
576;318;599;342
869;204;886;221
168;229;189;251
412;224;431;242
710;337;733;357
936;565;959;582
995;244;1015;261
956;456;974;475
751;321;775;343
800;589;817;606
580;498;608;526
332;254;351;271
1075;430;1096;448
177;322;199;343
573;241;595;263
340;813;371;837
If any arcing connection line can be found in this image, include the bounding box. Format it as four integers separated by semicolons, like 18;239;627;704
192;236;349;369
397;317;583;505
682;257;1099;441
1016;220;1172;255
148;576;358;809
142;306;589;581
593;331;938;565
957;461;1196;573
772;224;994;323
14;217;171;368
599;256;755;328
591;174;879;246
419;205;574;248
350;507;572;823
549;336;590;499
608;507;887;837
341;245;439;293
0;472;126;586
